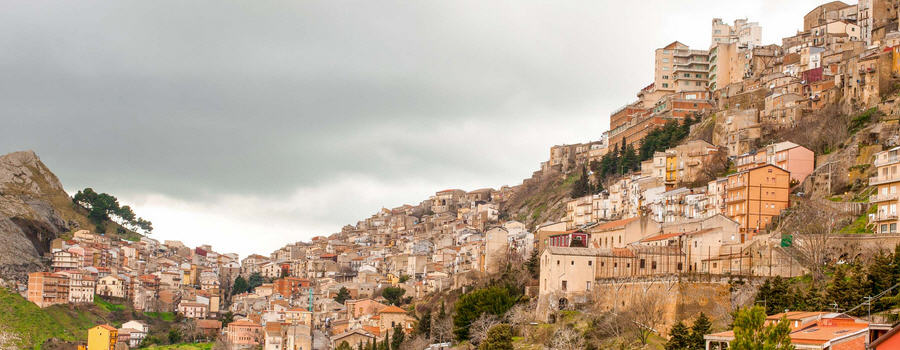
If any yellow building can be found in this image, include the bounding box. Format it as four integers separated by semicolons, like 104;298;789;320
87;324;117;350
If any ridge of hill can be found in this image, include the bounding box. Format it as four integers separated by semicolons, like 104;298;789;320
0;150;141;283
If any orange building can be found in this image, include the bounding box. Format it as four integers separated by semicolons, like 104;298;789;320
274;277;311;297
705;312;873;350
725;164;790;236
27;272;69;308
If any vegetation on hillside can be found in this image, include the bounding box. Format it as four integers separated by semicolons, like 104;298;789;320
73;188;153;234
753;244;900;319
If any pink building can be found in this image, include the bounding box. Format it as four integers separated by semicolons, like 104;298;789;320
735;141;814;184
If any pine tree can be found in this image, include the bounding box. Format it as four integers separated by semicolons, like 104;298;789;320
479;324;514;350
730;306;793;350
335;286;351;304
688;313;712;350
418;310;432;339
391;324;405;350
664;321;691;350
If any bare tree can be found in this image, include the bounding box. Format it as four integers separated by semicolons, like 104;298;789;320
504;301;535;337
400;336;429;350
779;199;853;281
432;316;453;344
623;288;666;345
549;326;585;350
469;313;500;347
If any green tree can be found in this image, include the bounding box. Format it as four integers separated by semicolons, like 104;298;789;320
438;300;446;319
73;188;153;234
167;329;183;344
221;311;234;326
399;274;411;283
336;341;352;350
382;287;406;306
335;286;351;304
827;266;864;313
730;306;794;350
665;321;691;350
417;309;432;339
358;341;363;350
689;313;712;350
571;166;592;198
232;276;250;295
453;286;519;341
391;324;405;350
247;272;264;291
525;249;540;279
479;324;514;350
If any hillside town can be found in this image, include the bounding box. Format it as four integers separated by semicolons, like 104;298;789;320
11;1;900;350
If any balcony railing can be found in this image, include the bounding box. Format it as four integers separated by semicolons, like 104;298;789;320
874;213;899;221
870;176;900;186
874;155;900;167
871;194;899;203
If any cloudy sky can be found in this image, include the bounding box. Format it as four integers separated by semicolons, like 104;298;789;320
1;0;826;257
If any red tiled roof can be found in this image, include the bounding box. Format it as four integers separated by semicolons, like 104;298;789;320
378;305;407;314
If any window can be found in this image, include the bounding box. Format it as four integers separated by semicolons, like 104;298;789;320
662;75;669;79
639;259;646;269
662;83;669;88
561;280;567;291
588;261;592;266
571;260;574;266
652;261;657;270
556;260;560;265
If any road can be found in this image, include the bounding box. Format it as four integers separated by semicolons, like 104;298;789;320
313;329;329;350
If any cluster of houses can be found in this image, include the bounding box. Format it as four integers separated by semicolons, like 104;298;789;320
536;0;900;328
27;183;539;349
22;2;900;350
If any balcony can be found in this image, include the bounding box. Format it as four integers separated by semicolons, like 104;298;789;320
871;193;899;203
874;155;900;167
874;213;899;221
870;176;900;186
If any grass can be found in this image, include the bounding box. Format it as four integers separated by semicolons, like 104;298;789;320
0;287;102;349
839;205;877;234
141;343;214;350
144;312;176;322
849;107;878;134
93;295;125;312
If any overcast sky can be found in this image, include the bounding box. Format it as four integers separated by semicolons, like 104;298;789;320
1;0;827;257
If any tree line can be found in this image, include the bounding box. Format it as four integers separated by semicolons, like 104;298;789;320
73;187;153;234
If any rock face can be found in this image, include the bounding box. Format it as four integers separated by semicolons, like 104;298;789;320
0;151;73;282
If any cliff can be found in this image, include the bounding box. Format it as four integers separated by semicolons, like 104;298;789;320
0;151;122;284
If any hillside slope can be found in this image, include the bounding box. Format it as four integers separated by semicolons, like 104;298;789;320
0;150;140;283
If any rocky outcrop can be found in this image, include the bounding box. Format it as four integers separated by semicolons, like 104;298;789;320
0;151;73;283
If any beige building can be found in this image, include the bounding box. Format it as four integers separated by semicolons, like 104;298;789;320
538;246;602;298
588;216;661;249
872;146;900;234
711;18;762;48
97;275;127;299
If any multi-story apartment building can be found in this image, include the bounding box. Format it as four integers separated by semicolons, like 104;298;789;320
725;164;791;236
655;41;687;94
27;272;69;307
52;249;81;271
871;146;900;234
56;270;95;303
735;141;815;184
663;140;720;189
673;49;710;93
711;18;762;48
